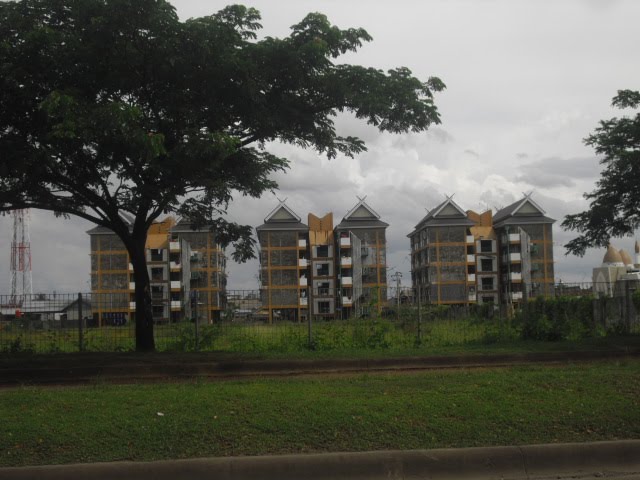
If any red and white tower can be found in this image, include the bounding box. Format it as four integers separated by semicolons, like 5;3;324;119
10;209;33;304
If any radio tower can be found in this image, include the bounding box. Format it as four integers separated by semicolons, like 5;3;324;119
10;209;33;305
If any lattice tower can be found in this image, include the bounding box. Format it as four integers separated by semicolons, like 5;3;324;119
10;209;33;304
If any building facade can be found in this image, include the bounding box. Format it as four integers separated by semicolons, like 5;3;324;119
88;217;226;325
409;194;554;307
256;199;388;321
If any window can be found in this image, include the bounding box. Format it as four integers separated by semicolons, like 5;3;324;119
480;258;493;272
316;245;329;258
480;240;493;253
150;249;164;261
151;267;164;281
318;301;331;314
481;277;494;290
316;263;330;276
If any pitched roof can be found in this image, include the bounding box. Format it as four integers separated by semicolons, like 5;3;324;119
256;202;308;232
493;194;555;226
413;196;474;230
336;198;388;230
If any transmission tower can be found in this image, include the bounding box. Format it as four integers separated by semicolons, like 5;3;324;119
10;209;33;305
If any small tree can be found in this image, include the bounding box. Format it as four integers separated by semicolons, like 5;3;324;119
0;0;444;351
563;90;640;256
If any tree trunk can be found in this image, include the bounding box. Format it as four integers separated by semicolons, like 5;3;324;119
129;234;155;352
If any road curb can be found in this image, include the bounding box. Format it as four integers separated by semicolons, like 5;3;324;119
1;440;639;480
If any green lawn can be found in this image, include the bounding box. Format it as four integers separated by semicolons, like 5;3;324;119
1;359;639;467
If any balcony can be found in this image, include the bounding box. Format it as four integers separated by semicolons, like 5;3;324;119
169;241;180;251
504;252;521;262
510;291;523;300
170;300;181;309
342;276;353;286
170;281;181;290
340;237;351;247
468;292;476;302
509;272;522;281
342;296;353;306
298;258;308;268
129;282;135;291
508;233;520;242
300;297;308;306
299;277;308;287
169;261;181;270
128;263;133;272
466;254;475;263
467;274;476;282
466;235;474;243
340;256;352;267
129;302;136;310
298;239;307;248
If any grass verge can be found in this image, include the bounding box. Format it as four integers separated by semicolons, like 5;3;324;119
1;358;639;467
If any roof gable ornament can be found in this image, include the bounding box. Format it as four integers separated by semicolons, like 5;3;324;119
343;196;381;221
431;194;467;218
263;199;301;223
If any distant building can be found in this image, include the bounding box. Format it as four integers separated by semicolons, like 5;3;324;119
408;194;555;307
592;243;640;297
256;198;388;321
88;217;226;325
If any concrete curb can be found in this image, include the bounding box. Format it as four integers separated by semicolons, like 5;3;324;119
2;348;639;386
1;440;639;480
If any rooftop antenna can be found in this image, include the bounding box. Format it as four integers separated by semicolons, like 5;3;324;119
356;195;367;202
276;196;288;204
10;209;33;305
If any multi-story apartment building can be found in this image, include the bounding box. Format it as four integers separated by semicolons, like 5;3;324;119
257;199;388;321
88;217;226;325
409;194;554;307
492;195;555;298
256;203;310;322
335;199;389;317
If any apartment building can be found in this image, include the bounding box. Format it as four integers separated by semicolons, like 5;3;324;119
256;203;310;322
88;217;226;325
257;199;388;321
409;194;554;307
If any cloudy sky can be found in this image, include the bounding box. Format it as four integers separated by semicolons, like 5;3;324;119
1;0;639;293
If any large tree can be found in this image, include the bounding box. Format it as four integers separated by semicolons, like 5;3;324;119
0;0;444;351
563;90;640;256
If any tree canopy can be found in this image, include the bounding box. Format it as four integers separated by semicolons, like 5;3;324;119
0;0;444;350
563;90;640;256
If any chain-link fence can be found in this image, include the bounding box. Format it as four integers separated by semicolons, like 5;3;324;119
1;284;638;354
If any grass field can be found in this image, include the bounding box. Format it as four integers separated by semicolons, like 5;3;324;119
1;358;639;467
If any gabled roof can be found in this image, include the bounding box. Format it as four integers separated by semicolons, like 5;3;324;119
493;194;555;227
256;202;308;232
264;202;301;223
413;196;474;230
336;198;388;230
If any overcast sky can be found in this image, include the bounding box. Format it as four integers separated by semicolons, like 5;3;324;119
1;0;639;293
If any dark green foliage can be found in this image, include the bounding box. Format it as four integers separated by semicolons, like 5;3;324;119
515;296;600;341
563;90;640;255
0;0;443;351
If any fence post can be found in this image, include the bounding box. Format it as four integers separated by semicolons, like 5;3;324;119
78;292;84;352
190;290;199;351
307;286;313;348
195;291;199;351
417;285;422;344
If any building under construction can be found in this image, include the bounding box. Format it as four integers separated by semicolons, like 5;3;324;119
88;217;226;325
409;194;555;307
256;198;388;322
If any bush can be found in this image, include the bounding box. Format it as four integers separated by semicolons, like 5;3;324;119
515;296;598;341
